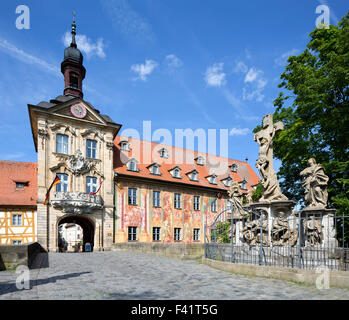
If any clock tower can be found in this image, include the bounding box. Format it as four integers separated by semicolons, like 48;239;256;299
61;15;86;99
28;17;121;252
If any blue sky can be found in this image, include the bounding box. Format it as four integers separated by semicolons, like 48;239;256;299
0;0;347;171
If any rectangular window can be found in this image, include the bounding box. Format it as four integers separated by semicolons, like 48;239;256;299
193;228;200;241
12;214;23;226
174;228;181;241
153;191;160;207
153;227;161;241
56;134;69;154
211;199;217;212
128;227;137;241
174;193;181;209
86;176;98;194
12;240;22;245
128;188;137;205
193;196;200;211
86;139;97;159
56;173;69;192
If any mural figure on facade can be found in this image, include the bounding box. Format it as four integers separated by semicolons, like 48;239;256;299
254;114;288;202
300;158;329;209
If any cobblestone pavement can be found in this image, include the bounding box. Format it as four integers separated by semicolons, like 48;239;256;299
1;251;349;300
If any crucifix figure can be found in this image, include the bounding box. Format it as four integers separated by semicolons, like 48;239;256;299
254;114;288;202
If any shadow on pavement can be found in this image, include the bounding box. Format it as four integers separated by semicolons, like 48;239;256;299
0;271;91;297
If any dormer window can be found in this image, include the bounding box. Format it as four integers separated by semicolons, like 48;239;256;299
230;163;238;172
159;148;168;159
189;170;199;181
120;141;130;152
171;167;181;179
241;179;248;190
207;174;217;185
149;163;161;175
196;156;205;166
224;177;233;187
127;159;138;172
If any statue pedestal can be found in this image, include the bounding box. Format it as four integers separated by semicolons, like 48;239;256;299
300;208;338;248
248;200;296;246
232;212;248;245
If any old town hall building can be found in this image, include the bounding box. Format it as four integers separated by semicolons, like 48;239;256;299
0;21;259;252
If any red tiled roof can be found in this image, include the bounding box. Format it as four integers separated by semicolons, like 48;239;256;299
0;161;37;206
113;136;260;192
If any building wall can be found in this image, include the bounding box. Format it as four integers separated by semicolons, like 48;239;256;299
35;110;115;251
114;178;231;243
0;209;37;245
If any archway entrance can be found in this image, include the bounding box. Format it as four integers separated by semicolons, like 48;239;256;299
58;215;95;252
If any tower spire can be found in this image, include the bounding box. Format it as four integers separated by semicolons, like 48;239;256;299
71;11;77;48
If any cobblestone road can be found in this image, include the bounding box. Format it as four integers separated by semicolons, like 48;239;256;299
1;251;349;300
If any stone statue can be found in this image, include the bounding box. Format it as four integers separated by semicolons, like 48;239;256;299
69;150;94;175
254;114;288;202
227;181;244;217
300;158;329;209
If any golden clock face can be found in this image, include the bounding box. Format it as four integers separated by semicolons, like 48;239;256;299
70;103;87;118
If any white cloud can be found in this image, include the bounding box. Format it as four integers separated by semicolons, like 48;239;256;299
229;128;249;136
63;32;106;58
242;67;267;102
233;61;248;73
242;87;264;102
0;38;59;74
244;67;260;83
101;0;155;43
165;54;183;68
204;63;226;87
131;59;158;81
274;48;299;66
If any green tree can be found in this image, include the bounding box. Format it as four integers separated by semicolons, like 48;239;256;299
255;13;349;220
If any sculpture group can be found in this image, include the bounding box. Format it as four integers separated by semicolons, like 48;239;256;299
225;113;335;248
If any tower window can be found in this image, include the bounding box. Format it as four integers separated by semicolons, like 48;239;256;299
69;72;79;89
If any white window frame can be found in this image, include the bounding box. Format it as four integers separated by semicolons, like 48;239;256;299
128;226;137;241
153;227;161;241
174;228;181;241
86;176;98;194
193;196;200;211
12;214;23;226
174;193;181;209
153;191;161;207
56;134;69;155
128;188;137;205
193;228;200;241
56;173;69;192
86;139;97;159
211;199;217;212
